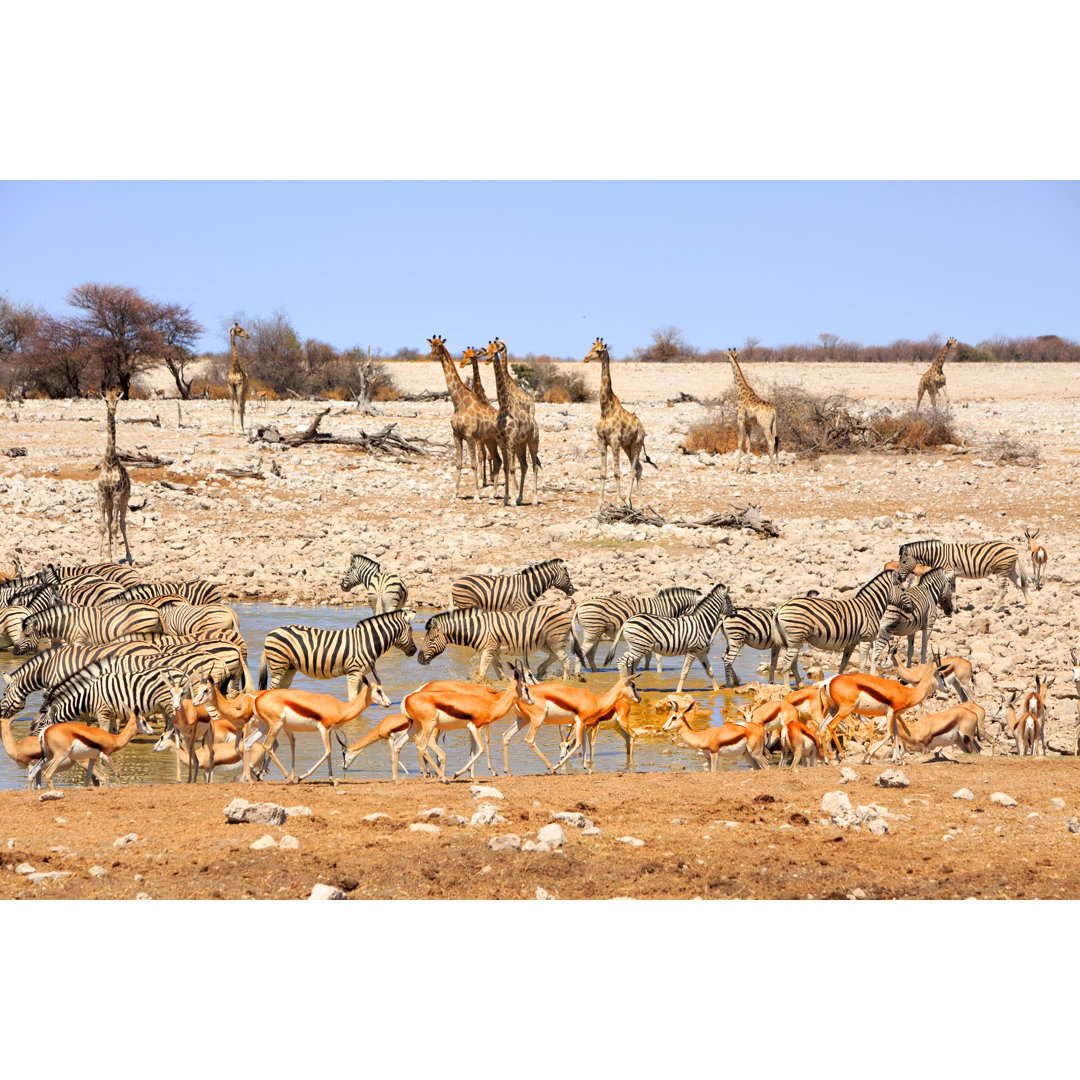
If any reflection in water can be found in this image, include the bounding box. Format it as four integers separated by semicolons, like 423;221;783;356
0;603;769;790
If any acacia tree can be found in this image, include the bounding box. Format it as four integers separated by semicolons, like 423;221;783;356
634;325;697;362
0;296;43;396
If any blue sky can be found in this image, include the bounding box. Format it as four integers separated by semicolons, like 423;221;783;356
2;181;1077;357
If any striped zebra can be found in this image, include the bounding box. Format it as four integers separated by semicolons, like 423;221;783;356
897;539;1028;611
574;586;702;674
56;576;128;605
720;604;784;688
1;641;163;718
871;567;955;673
259;609;417;699
0;606;34;653
418;605;584;681
155;601;240;637
18;602;165;653
772;569;903;688
156;640;253;693
340;555;409;615
51;563;142;588
118;580;226;605
451;558;574;612
609;584;735;694
33;664;190;735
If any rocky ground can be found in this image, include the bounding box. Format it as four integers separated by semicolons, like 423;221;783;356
2;360;1079;897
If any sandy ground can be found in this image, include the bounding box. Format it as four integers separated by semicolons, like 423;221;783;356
2;360;1079;898
3;759;1079;900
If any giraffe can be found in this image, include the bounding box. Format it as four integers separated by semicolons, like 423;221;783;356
726;348;779;471
97;388;133;565
427;336;502;500
486;338;539;506
916;336;957;411
583;337;654;509
227;322;252;433
457;346;495;487
484;337;540;495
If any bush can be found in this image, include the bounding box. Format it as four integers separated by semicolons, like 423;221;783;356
511;357;592;403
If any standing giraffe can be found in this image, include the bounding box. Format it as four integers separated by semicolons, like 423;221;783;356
97;388;133;565
916;336;957;411
583;337;653;509
485;337;540;494
458;345;495;486
726;347;778;472
227;322;252;433
427;336;502;500
486;338;539;506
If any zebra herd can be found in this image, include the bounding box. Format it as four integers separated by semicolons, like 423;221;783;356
0;533;1041;787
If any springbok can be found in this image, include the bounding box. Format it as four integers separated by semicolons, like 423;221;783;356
662;698;769;771
1024;528;1047;590
340;713;414;781
38;710;154;790
867;702;984;761
154;726;274;782
887;647;973;702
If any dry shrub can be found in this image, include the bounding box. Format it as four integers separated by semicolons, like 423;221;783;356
985;436;1040;466
543;384;573;404
872;408;961;450
370;382;399;402
190;380;230;400
512;358;593;403
684;415;738;454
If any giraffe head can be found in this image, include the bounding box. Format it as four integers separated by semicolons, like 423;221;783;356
583;337;608;364
103;387;123;409
427;335;450;361
726;347;739;361
231;322;250;341
483;338;507;366
457;345;481;369
946;336;957;349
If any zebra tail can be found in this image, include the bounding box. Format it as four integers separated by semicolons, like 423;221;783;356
769;610;791;651
258;656;268;691
1018;558;1030;591
569;628;586;667
602;623;626;668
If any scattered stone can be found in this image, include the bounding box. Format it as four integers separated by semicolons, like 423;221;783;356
285;806;312;818
409;823;441;836
535;886;554;900
135;892;151;900
28;871;71;884
278;834;299;850
537;823;566;848
362;812;390;823
310;883;347;900
54;818;66;825
38;790;64;802
617;836;645;847
15;863;35;875
1068;818;1080;835
223;799;287;826
821;791;859;828
479;865;492;875
953;788;975;801
868;818;890;835
250;834;277;850
113;833;138;847
990;792;1018;807
445;814;467;826
942;834;955;842
134;874;144;884
488;834;522;851
847;887;867;899
1050;798;1066;811
89;866;107;878
416;807;446;819
671;818;684;825
839;767;859;784
470;803;504;827
876;769;910;789
582;826;602;836
552;811;590;829
522;840;552;853
470;785;504;800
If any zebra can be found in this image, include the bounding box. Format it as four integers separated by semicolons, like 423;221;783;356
1;641;162;718
155;601;240;637
56;576;128;605
896;539;1028;612
0;606;35;653
451;558;574;612
573;586;702;673
117;580;226;605
50;563;143;588
871;567;955;673
720;604;784;687
417;605;584;682
772;569;903;688
340;554;409;615
18;601;165;653
608;584;735;694
156;640;254;694
33;664;190;735
259;609;417;699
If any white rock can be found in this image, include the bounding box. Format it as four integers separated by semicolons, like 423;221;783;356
488;834;522;851
38;790;64;801
113;833;138;847
537;823;566;848
990;792;1018;807
470;785;504;800
250;834;277;850
875;769;910;788
470;803;503;827
535;886;554;900
839;767;859;784
135;892;152;900
362;812;390;822
1068;818;1080;834
28;871;71;884
278;834;299;850
416;807;446;819
522;840;552;853
89;866;107;878
821;791;859;827
285;806;312;818
582;826;602;836
1050;798;1066;810
953;788;975;801
15;863;35;875
310;883;347;900
409;823;441;835
869;818;890;835
552;811;589;828
617;836;645;847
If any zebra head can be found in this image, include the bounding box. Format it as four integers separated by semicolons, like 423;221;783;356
417;613;450;666
342;554;378;593
548;559;575;597
392;609;417;658
14;614;40;655
938;569;957;618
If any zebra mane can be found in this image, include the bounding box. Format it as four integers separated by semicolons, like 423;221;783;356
856;569;901;596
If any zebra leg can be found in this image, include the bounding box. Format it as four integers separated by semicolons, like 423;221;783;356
675;654;695;695
695;650;721;692
779;646;803;688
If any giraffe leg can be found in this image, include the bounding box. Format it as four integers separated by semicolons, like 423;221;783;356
530;434;540;505
597;439;608;510
612;438;622;504
453;433;464;500
515;446;528;506
117;496;133;565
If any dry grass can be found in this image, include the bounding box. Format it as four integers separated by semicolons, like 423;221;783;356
986;436;1041;466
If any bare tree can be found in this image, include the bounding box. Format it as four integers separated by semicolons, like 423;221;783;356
156;302;204;398
742;335;761;362
634;325;697;362
817;332;840;358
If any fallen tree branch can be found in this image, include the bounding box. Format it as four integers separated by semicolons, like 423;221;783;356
1;447;26;458
596;505;666;527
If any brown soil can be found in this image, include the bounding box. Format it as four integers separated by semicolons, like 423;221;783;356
3;759;1078;900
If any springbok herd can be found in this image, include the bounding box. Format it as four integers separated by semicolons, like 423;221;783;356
0;520;1072;790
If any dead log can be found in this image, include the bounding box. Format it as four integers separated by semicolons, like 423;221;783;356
1;447;26;458
596;505;666;527
120;416;162;427
672;503;781;537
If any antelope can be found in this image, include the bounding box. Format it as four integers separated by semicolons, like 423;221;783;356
1024;528;1047;590
867;702;984;762
38;710;154;790
501;674;641;775
198;678;262;780
2;712;46;788
1017;674;1052;756
403;665;534;782
154;726;274;782
817;658;943;764
340;713;414;781
778;717;827;768
888;647;973;702
249;675;391;784
0;558;22;584
662;698;769;771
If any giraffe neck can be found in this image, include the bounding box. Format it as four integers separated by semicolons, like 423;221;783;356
490;351;513;415
436;351;476;413
469;357;489;405
729;355;754;398
104;403;120;466
598;349;616;413
929;341;951;373
229;330;244;376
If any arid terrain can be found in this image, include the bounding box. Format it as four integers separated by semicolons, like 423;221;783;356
2;360;1079;898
